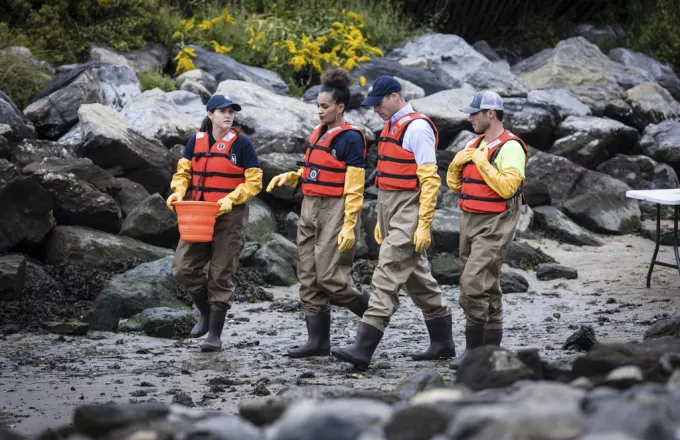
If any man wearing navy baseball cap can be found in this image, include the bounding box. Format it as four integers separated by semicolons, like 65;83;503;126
332;76;456;371
447;90;528;369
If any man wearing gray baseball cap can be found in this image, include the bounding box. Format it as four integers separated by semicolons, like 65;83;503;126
447;90;528;369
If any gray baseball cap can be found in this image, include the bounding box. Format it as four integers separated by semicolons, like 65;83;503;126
460;91;504;113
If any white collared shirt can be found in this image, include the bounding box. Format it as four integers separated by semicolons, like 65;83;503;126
390;103;437;165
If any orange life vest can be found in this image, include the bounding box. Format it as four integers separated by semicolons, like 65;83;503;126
297;123;367;197
375;112;439;191
460;130;528;214
189;130;245;202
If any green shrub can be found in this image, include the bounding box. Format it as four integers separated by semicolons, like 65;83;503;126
139;71;178;92
625;0;680;68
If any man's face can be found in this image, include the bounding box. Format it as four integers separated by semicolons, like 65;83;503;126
373;93;399;121
468;109;492;134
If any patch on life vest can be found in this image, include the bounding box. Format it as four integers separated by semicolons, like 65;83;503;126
321;135;328;142
487;139;501;149
216;143;226;150
391;127;398;135
397;115;412;126
196;132;205;139
224;132;236;142
308;168;320;182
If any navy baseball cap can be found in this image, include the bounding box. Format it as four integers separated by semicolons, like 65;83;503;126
361;76;402;106
460;91;504;114
206;94;242;112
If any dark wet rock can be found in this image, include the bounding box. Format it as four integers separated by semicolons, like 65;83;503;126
563;325;599;352
500;271;529;293
503;97;558;149
431;208;461;254
253;383;271;396
22;157;121;197
350;259;378;287
640;120;680;176
172;392;195;407
114;177;151;218
0;254;26;301
119;194;179;249
240;242;260;264
238;386;400;426
268;297;302;313
535;263;578;281
251;233;297;286
43;321;89;336
232;266;272;303
73;402;170;437
504;241;556;270
644;313;680;340
393;369;445;400
247;198;277;242
360;200;379;259
9;139;76;168
187;415;264;440
457;346;537;391
284;211;299;242
516;348;544;378
0;90;34;142
266;398;392;440
533;206;603;246
384;389;467;440
431;253;461;285
523;180;552;207
124;307;196;339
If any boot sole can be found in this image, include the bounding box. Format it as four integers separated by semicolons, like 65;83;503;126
190;329;209;338
331;349;368;371
411;353;456;361
288;348;331;358
200;343;222;352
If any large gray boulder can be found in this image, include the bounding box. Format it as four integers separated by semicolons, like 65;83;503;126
431;207;461;254
639;120;680;174
625;82;680;130
251;233;297;286
114;177;151;218
609;47;680;100
246;198;277;242
0;159;55;253
503;97;557;149
175;69;217;94
119;194;179;249
9;139;76;168
526;89;592;120
24;62;141;139
120;307;195;339
411;83;477;143
22;157;121;197
533;205;603;246
89;43;169;74
0;254;27;301
258;153;303;203
351;57;453;96
0;91;34;142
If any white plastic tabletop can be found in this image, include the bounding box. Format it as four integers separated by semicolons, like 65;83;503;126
626;189;680;205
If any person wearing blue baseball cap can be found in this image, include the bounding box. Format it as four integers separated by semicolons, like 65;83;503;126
166;93;262;352
331;75;456;371
447;90;528;369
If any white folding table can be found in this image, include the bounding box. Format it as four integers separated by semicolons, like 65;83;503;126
626;188;680;287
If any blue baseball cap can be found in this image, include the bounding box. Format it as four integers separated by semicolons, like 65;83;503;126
206;94;242;112
361;76;402;106
460;91;504;114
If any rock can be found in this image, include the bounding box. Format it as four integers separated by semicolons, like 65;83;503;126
550;115;639;168
302;84;367;109
644;313;680;340
500;271;529;293
0;159;55;253
0;91;34;142
626;82;680;130
526;89;592;119
119;194;179;249
431;253;461;285
24;62;141;139
87;256;186;332
609;47;680;100
512;37;650;118
568;23;628;51
0;254;26;301
33;171;122;233
431;207;461;253
179;79;211;103
175;69;217;94
120;88;203;147
457;346;537;391
523;180;551;207
9;139;76;168
240;241;260;264
188;415;264;440
473;40;502;62
269;297;302;313
352;56;453;96
393;369;444;400
43;225;171;271
90;43;168;74
89;45;135;70
284;212;299;242
384;397;461;440
446;130;476;153
394;76;425;101
504;241;556;270
503;97;557;149
515;205;534;238
563;325;598;352
345;107;385;137
411;83;477;144
266;398;392;440
74;103;173;194
535;263;578;280
43;321;89;336
640;224;677;245
465;67;528;98
166;90;205;120
246;198;277;242
259;153;304;203
114;177;151;218
251;233;297;286
604;365;644;388
22;157;121;197
182;45;288;95
525;151;586;208
124;307;195;339
360;200;379;259
640;120;680;172
238;385;400;427
73;403;170;437
533;205;603;246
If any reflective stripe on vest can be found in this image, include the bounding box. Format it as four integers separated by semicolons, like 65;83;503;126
189;130;245;202
375;112;439;191
459;130;528;214
298;123;367;197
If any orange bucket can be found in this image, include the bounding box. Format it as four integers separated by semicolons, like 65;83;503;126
172;201;221;242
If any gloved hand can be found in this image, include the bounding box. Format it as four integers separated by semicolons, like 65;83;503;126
167;158;192;211
217;168;263;217
266;167;303;192
337;166;365;252
472;144;489;166
452;147;475;168
414;163;440;253
374;222;383;245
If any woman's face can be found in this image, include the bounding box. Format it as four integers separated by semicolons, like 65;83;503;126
208;106;236;131
317;91;344;125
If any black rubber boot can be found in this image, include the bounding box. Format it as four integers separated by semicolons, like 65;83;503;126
190;292;210;338
410;315;457;360
485;328;503;346
347;289;371;318
200;309;227;352
288;313;331;358
450;325;486;370
331;322;383;371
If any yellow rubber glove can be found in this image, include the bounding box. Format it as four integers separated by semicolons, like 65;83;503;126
166;158;192;211
476;160;524;199
374;223;383;245
217;168;263;217
447;148;475;192
414;164;440;253
266;167;303;192
338;166;365;252
452;147;476;168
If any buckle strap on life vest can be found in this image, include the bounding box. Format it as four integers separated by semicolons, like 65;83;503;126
193;171;245;178
193;152;232;159
377;136;403;146
460;186;524;202
188;185;237;193
298;177;345;187
377;154;416;164
376;171;418;180
295;160;346;173
461;177;486;185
